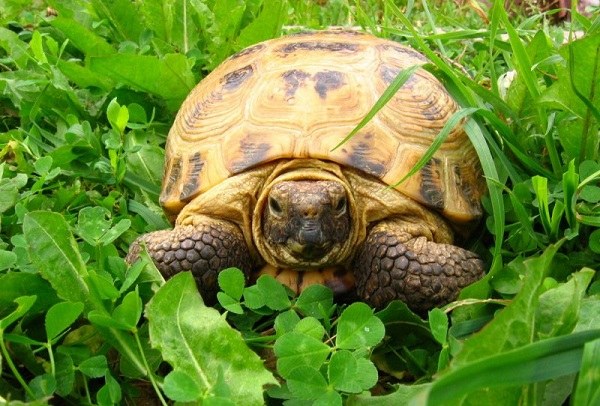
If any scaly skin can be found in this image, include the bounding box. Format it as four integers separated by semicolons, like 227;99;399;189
352;221;484;312
126;217;253;304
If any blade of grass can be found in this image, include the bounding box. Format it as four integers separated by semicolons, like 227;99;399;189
384;0;477;106
420;0;446;56
493;0;562;175
331;64;421;150
425;329;600;404
572;338;600;406
569;42;600;164
464;117;504;275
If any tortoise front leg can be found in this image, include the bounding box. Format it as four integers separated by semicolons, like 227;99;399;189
126;216;253;304
352;221;484;312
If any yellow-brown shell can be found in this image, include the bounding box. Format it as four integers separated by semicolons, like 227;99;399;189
161;30;485;226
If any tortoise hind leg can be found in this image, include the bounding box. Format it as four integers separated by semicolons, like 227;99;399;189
126;216;253;304
352;220;483;312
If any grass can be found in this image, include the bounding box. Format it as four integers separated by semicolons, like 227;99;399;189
1;0;599;404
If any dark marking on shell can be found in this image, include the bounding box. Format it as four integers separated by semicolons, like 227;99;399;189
276;41;358;55
313;71;345;99
183;91;224;128
230;136;272;173
453;165;480;213
221;65;254;91
162;156;182;201
348;139;386;177
179;152;204;201
184;102;204;127
282;69;311;98
420;83;448;120
379;65;420;90
229;43;265;59
380;65;400;85
422;102;444;121
378;44;428;62
420;158;445;209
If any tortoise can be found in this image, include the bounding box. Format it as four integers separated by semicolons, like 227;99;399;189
127;30;486;312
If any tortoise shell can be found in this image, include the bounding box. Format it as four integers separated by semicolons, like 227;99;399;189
160;30;484;225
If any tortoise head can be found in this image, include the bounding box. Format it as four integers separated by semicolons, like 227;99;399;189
259;179;352;267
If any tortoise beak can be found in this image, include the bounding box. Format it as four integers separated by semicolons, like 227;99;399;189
287;239;332;260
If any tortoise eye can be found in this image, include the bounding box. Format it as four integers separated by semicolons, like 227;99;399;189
334;196;347;213
269;197;283;216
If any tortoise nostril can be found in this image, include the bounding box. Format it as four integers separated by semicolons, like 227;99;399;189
302;207;318;218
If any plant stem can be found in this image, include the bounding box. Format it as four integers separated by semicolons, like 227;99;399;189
134;331;168;406
0;333;36;399
46;341;56;377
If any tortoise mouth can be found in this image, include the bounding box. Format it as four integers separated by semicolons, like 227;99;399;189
287;239;333;260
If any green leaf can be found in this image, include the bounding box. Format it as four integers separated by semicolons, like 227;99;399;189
0;172;27;213
30;31;48;65
50;17;115;57
126;144;164;191
235;0;286;49
77;206;110;246
589;230;600;254
540;35;600;163
45;301;84;341
440;244;561;403
257;275;291;311
428;308;448;345
78;355;109;378
274;331;331;378
106;98;129;134
89;0;144;42
336;302;385;350
88;310;132;331
89;53;195;111
111;290;142;331
0;273;59;318
535;269;594;339
274;310;301;336
0;296;37;329
354;357;379;393
286;365;329;400
163;370;203;402
33;156;53;176
217;293;244;315
315;391;343;406
97;374;122;405
146;272;276;404
294;317;326;341
100;219;131;245
329;350;358;392
0;250;17;271
55;352;75;396
218;267;246;300
23;212;90;305
243;284;266;310
295;284;334;319
29;373;56;398
0;27;29;68
86;271;120;301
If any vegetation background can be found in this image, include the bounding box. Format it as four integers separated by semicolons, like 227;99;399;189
0;0;599;404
